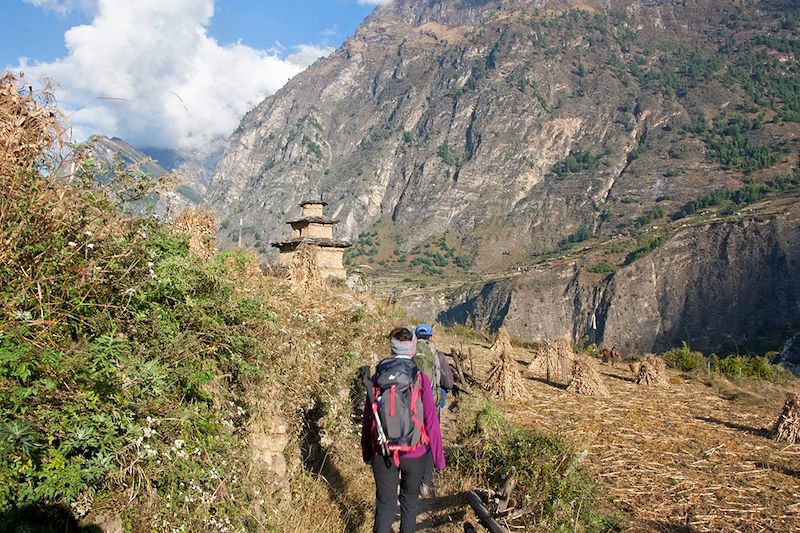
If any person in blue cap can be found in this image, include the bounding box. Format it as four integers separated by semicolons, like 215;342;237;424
414;323;453;497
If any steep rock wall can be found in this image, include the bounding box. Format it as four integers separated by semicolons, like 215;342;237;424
204;0;797;268
426;208;800;354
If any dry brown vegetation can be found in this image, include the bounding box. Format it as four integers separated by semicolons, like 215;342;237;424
0;72;65;177
773;392;800;445
436;335;800;532
567;356;610;396
635;355;670;387
172;208;217;259
287;241;327;292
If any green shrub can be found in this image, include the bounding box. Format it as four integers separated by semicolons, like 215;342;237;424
661;343;789;381
588;260;616;274
560;225;593;247
453;400;627;532
437;141;458;166
711;354;790;381
663;342;707;372
551;149;600;177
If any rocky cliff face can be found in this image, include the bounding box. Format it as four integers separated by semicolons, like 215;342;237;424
426;196;800;355
207;0;798;266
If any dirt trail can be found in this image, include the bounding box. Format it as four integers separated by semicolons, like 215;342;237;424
415;404;471;533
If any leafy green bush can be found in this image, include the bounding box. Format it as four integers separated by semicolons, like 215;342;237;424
560;226;593;247
437;141;458;166
551;149;600;177
662;342;707;372
587;260;616;274
711;354;790;381
660;343;789;381
625;231;667;263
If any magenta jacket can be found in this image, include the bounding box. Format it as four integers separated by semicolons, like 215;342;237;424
361;367;446;469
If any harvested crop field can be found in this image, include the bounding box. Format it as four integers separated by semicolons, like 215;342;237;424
445;339;800;532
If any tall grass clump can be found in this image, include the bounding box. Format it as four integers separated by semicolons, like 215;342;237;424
451;398;627;532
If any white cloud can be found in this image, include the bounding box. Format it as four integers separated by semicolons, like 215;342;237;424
286;44;335;68
22;0;96;16
19;0;333;149
357;0;393;5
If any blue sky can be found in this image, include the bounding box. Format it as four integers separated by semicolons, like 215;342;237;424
1;0;389;149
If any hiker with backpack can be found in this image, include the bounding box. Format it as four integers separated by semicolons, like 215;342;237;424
361;326;445;533
414;323;454;498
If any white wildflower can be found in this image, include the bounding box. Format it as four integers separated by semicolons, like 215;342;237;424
68;241;77;247
174;439;184;449
87;243;95;249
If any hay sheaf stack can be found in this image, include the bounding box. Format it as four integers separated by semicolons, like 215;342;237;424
772;392;800;444
528;338;574;384
288;242;326;292
173;208;216;260
483;328;525;400
635;355;669;386
567;357;609;396
527;344;548;376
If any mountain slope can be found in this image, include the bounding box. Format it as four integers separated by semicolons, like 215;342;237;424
85;135;224;216
207;0;799;270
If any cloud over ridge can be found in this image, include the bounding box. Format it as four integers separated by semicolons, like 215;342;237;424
19;0;333;149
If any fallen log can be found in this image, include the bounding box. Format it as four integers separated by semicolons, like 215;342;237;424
466;491;509;533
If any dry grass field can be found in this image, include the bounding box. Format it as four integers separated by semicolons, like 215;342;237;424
435;337;800;532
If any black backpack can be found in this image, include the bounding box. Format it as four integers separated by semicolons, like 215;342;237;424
371;357;428;466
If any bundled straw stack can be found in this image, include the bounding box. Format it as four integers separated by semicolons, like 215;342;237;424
490;327;514;356
527;344;548;376
772;392;800;444
483;328;525;400
288;242;326;292
530;338;574;384
567;356;609;396
173;208;216;260
635;355;669;386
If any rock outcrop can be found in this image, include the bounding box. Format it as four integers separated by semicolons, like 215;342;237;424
427;200;800;355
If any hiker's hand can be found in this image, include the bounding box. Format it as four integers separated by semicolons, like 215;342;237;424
437;389;447;409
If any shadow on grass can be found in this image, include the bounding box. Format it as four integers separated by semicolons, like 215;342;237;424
643;521;695;532
416;491;468;530
695;416;771;437
0;504;102;533
528;376;568;390
603;372;636;383
772;463;800;478
301;399;368;533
